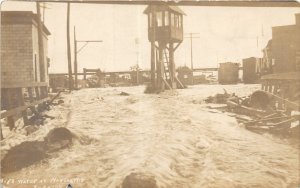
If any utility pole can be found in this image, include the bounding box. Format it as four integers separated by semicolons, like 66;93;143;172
67;2;73;91
36;2;45;82
73;27;103;89
74;26;78;89
40;2;50;23
135;38;140;85
185;33;200;85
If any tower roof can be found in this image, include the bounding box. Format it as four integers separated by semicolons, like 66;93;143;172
143;5;186;15
1;11;51;35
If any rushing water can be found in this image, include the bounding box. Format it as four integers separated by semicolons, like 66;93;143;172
1;85;299;188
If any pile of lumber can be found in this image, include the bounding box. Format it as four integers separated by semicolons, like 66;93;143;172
243;112;300;135
205;90;300;137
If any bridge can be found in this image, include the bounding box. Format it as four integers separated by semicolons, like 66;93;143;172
49;67;243;77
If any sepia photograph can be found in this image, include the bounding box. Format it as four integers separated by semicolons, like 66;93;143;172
0;0;300;187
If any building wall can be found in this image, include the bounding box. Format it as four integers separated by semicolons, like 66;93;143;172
295;14;300;71
31;21;49;84
1;24;34;87
271;13;300;73
1;12;49;88
272;25;297;73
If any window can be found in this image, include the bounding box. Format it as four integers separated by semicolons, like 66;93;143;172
156;11;163;27
164;11;169;26
34;54;37;81
175;14;179;28
171;13;175;27
178;16;182;28
149;13;152;27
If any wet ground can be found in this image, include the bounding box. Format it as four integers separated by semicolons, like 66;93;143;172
1;85;299;188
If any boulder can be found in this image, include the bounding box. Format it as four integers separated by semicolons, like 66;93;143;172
44;127;73;152
1;141;47;173
122;172;158;188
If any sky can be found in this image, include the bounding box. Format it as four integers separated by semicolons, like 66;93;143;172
1;1;300;73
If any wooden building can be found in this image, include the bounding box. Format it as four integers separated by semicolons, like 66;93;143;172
259;13;300;74
177;66;193;85
242;57;259;83
1;11;50;134
1;11;50;88
218;62;239;84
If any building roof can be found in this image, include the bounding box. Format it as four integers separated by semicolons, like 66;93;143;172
143;5;186;15
1;11;51;35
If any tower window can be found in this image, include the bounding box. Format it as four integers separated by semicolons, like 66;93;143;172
149;13;152;27
164;11;169;26
156;11;163;27
171;13;175;27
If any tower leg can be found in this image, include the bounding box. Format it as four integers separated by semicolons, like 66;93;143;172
151;42;156;89
169;43;176;89
157;45;165;92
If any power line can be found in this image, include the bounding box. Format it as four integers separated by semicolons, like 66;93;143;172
185;32;200;85
40;2;51;23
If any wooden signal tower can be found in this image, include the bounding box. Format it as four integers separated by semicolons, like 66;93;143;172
144;5;185;92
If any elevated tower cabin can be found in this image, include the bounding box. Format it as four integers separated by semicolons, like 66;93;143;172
144;5;185;92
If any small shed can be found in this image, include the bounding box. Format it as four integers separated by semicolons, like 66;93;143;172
243;57;259;84
218;62;239;84
177;66;193;85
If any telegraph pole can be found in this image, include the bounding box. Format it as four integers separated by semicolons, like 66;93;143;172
40;2;50;23
135;38;140;85
73;27;103;89
185;33;200;85
74;26;78;89
67;2;73;91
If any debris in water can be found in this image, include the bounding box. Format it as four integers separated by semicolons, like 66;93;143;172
204;89;231;103
205;89;299;138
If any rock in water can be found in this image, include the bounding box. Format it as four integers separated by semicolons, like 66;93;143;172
122;172;158;188
45;127;73;152
249;90;271;109
1;141;47;173
25;125;39;135
120;92;130;96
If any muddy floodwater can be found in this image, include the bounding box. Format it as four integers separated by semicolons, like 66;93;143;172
1;85;299;188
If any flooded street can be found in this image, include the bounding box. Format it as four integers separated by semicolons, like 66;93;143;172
1;85;299;188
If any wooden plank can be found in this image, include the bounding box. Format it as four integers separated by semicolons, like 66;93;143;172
175;76;185;89
60;1;300;7
263;90;300;111
6;89;16;130
1;82;48;89
17;88;29;126
162;78;172;90
261;72;300;80
1;98;49;119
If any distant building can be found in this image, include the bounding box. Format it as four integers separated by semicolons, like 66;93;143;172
49;75;68;92
242;57;259;83
256;40;274;76
218;62;239;84
177;66;193;85
258;13;300;74
1;11;50;88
